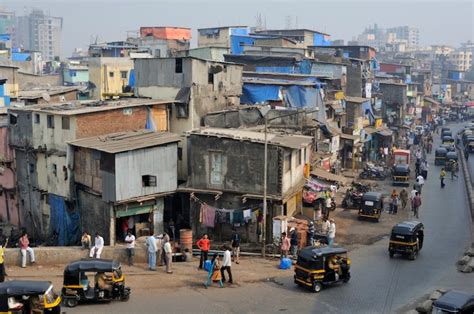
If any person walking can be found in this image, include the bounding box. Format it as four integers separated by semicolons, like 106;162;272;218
81;232;91;250
196;234;210;270
280;232;290;259
19;232;35;268
205;254;223;288
163;235;173;274
413;192;422;219
389;190;398;214
307;221;315;246
221;245;233;284
124;230;135;266
328;219;336;247
440;168;446;188
399;188;408;210
89;232;104;259
290;228;298;258
415;177;424;195
0;238;8;282
231;230;240;264
145;233;158;271
451;161;458;180
410;186;418;212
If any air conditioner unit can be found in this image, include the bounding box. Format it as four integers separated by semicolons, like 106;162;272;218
317;140;331;153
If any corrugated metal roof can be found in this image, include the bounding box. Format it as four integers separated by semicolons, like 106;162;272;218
18;86;80;100
345;96;369;103
69;130;180;153
10;98;174;116
189;127;312;149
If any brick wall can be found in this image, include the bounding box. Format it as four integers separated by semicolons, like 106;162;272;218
75;106;148;138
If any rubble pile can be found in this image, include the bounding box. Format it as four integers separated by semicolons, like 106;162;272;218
414;289;447;313
456;246;474;273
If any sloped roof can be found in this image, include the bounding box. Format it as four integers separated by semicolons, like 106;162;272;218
69;130;180;154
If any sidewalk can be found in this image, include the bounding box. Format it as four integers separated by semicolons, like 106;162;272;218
4;256;291;292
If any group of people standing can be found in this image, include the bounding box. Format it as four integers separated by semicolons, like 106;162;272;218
146;232;173;274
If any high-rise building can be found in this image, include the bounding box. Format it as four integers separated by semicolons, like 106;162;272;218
14;9;62;61
386;26;419;48
449;49;473;72
0;7;15;35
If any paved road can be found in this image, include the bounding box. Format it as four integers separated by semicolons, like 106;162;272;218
66;122;473;314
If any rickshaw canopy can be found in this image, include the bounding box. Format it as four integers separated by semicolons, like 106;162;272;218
64;259;121;275
432;290;474;312
446;152;458;161
391;221;423;236
393;149;411;165
0;280;52;296
298;246;347;262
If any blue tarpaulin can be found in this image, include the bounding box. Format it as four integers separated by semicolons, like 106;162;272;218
241;84;280;104
230;35;255;55
49;194;80;246
129;69;135;87
12;52;31;61
283;85;319;108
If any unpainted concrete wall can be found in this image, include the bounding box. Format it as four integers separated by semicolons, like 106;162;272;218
77;189;111;245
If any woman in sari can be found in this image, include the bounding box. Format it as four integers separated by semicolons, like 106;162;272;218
205;253;224;288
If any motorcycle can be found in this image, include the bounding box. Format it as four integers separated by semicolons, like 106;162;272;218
359;163;387;180
342;182;370;209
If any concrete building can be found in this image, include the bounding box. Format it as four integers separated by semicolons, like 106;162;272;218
180;127;312;243
0;112;17;226
386;26;419;48
62;63;89;87
449;50;473;72
88;57;134;100
378;81;408;127
197;26;249;51
14;86;79;105
255;29;331;48
175;47;229;62
127;26;191;57
8;98;171;243
70;130;180;244
134;57;243;180
14;9;62;61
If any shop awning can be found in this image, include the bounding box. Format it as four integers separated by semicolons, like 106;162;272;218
310;168;349;185
116;205;154;218
340;133;360;144
376;128;393;137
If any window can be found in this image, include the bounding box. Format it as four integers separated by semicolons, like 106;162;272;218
284;152;291;172
210;152;223;185
62;116;70;130
303;148;307;163
178;147;183;161
29;163;35;173
297;149;302;166
120;71;128;79
63;166;68;180
52;163;57;176
175;103;189;118
208;72;214;84
34;114;40;124
9;114;17;125
109;71;114;78
142;175;157;187
175;58;183;73
47;115;54;128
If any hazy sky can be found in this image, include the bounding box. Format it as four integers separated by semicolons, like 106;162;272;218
3;0;474;57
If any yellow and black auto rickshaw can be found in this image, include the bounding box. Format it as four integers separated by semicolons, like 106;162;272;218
358;192;384;222
434;147;448;166
0;280;61;314
392;164;410;186
388;221;424;260
442;135;455;145
294;247;351;293
62;259;130;308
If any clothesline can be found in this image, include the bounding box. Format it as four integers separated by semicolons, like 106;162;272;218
190;193;262;212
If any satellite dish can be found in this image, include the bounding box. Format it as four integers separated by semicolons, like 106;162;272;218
42;93;51;102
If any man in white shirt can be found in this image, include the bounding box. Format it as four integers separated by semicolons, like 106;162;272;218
321;218;330;235
220;245;233;284
410;187;418;212
125;230;136;266
163;235;173;274
328;220;336;247
89;232;104;258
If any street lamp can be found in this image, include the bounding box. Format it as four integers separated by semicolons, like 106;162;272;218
260;107;319;257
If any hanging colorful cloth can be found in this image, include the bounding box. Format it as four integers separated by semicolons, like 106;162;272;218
203;205;217;228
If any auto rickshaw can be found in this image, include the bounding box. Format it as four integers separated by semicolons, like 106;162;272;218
435;147;448;165
388;221;424;260
0;280;61;314
358;192;383;222
440;143;455;152
442;135;455;145
441;127;451;138
466;136;474;153
392;164;410;186
294;246;351;293
445;151;459;171
62;259;130;308
392;149;410;165
432;290;474;313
